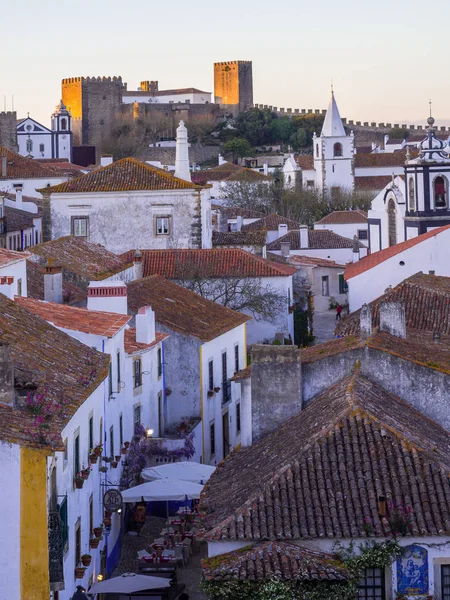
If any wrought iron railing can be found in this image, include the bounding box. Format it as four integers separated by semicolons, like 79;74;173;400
48;509;64;591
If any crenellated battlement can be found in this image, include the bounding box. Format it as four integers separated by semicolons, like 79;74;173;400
0;112;16;117
62;76;123;84
214;61;252;66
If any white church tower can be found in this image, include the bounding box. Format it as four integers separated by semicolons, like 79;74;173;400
313;91;354;197
51;100;72;161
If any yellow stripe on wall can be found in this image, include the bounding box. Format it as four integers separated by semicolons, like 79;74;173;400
20;446;50;600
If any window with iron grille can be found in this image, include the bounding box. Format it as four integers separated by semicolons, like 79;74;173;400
208;360;214;391
109;426;114;458
88;416;93;457
58;497;68;551
210;422;215;456
134;405;141;433
157;348;162;378
443;565;450;600
222;352;231;403
119;414;123;447
117;351;121;385
358;567;385;599
234;345;239;373
75;519;81;568
134;359;142;388
236;403;241;434
74;434;80;475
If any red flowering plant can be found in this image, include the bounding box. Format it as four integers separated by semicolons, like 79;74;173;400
24;390;67;448
388;502;413;537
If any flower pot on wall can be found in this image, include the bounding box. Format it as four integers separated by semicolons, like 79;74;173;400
115;455;121;462
111;461;118;469
75;567;86;579
99;466;108;473
74;478;84;489
124;441;130;449
89;453;98;464
81;555;91;567
90;537;101;549
121;447;127;455
93;527;103;538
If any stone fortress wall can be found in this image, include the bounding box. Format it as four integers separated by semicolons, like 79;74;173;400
0;112;18;152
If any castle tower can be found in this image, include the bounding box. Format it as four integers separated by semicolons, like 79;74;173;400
0;112;18;152
51;100;72;161
61;76;123;156
313;91;354;197
174;121;191;182
214;61;253;116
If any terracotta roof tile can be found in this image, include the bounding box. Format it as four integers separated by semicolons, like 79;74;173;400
336;273;450;336
41;157;199;193
15;296;131;337
230;366;251;381
26;260;87;306
124;328;169;354
4;205;35;231
355;176;393;192
120;249;296;278
0;248;29;267
242;214;300;232
345;225;450;280
315;210;368;225
202;542;349;582
200;371;450;541
0;295;109;448
354;149;417;167
294;156;314;169
30;236;132;281
212;206;265;219
0;146;62;180
192;162;269;185
127;275;250;342
212;231;266;247
267;230;363;251
288;255;345;268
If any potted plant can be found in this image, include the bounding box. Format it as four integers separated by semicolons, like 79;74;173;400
103;515;112;527
93;443;103;456
121;446;127;455
214;386;220;393
111;460;118;468
93;526;103;538
124;441;130;449
207;390;214;398
81;466;91;480
102;456;111;463
99;465;108;473
75;566;86;579
74;473;84;489
81;554;91;567
165;387;172;396
90;537;101;549
115;455;121;462
89;451;99;464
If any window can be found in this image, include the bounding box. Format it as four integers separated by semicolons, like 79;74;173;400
108;363;113;398
61;118;67;131
315;143;319;158
134;405;141;433
109;427;114;458
74;434;80;475
333;142;343;157
117;351;121;385
208;360;214;391
88;416;93;455
26;139;33;153
222;352;231;403
210;422;215;456
75;519;81;568
236;403;241;434
357;567;385;599
408;177;416;211
17;278;22;297
156;217;170;235
442;565;450;600
39;143;44;153
71;216;89;238
358;230;368;241
89;495;94;535
234;345;239;373
134;359;142;388
307;180;315;189
119;414;123;448
35;230;39;245
338;273;348;295
58;497;68;551
157;348;162;378
388;198;396;247
434;175;447;208
63;438;68;468
321;275;329;297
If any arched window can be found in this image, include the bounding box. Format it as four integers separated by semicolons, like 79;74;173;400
388;198;396;247
287;175;292;185
333;142;343;157
26;139;33;153
60;118;67;131
316;144;319;158
408;177;415;211
434;176;447;208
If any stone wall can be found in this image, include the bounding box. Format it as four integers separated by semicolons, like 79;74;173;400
214;61;253;116
145;144;222;165
0;112;18;152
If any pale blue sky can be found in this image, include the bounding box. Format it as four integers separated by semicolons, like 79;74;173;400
1;0;447;127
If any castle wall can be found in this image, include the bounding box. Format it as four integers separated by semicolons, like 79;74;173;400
0;112;18;152
61;80;83;145
214;61;253;116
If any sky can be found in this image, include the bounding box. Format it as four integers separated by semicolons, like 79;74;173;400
1;0;448;127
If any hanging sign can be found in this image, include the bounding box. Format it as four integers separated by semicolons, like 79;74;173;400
103;489;123;513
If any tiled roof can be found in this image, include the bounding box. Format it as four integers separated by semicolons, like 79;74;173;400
212;231;266;247
200;370;450;541
212;206;264;219
230;366;251;381
124;329;169;355
192;162;270;185
30;236;132;280
36;159;87;178
120;249;296;278
355;176;393;192
4;205;35;231
294;156;314;169
288;255;345;268
0;146;62;180
26;260;87;306
242;214;300;232
0;248;29;267
15;297;131;337
202;542;349;582
0;294;109;448
345;224;450;280
127;275;251;342
267;230;363;251
336;273;450;336
40;157;199;193
354;149;418;167
315;210;368;225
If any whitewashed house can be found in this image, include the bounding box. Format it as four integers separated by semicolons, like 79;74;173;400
127;274;250;465
0;247;29;298
314;210;368;246
40;122;213;253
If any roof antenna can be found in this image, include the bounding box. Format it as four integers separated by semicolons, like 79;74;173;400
331;79;334;95
429;98;432;118
11;95;14;111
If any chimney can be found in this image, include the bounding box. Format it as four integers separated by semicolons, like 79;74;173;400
263;163;269;176
13;183;23;208
174;120;191;182
379;301;406;339
44;261;63;304
280;241;290;258
87;281;128;315
218;154;226;166
360;303;372;338
236;215;243;232
100;154;113;168
1;154;7;178
262;245;267;259
0;344;14;407
136;306;156;344
299;225;309;249
278;224;288;239
352;236;360;263
250;345;302;443
133;249;143;280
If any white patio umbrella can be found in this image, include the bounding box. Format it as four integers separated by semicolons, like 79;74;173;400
141;461;216;484
88;572;171;595
121;478;204;503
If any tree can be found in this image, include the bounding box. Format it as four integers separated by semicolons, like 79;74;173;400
221;180;274;213
223;138;253;162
